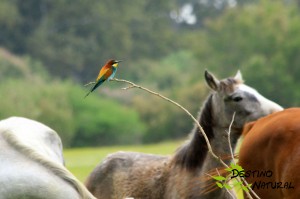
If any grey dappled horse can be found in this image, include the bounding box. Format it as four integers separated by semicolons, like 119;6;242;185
85;70;283;199
0;117;96;199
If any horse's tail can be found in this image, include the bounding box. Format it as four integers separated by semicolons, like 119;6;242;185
2;130;97;199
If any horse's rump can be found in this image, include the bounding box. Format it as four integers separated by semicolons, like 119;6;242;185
239;108;300;199
86;151;170;199
0;117;96;199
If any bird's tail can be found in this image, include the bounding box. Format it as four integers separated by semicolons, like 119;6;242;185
84;91;91;98
84;79;105;98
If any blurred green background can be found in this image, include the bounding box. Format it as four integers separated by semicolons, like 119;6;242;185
1;0;300;148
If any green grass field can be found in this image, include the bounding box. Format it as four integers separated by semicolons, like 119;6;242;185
64;140;243;198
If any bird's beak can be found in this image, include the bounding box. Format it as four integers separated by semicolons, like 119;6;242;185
115;60;123;63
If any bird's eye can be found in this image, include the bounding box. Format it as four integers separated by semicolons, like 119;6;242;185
233;96;243;102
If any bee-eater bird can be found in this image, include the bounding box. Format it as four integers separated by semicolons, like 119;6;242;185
84;59;122;98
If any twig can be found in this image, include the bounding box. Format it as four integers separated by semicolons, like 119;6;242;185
227;112;236;165
111;78;228;168
217;169;237;199
112;77;261;199
84;81;96;87
205;169;236;199
226;113;259;199
242;178;260;199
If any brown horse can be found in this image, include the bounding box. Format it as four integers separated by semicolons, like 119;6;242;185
239;108;300;199
85;70;283;199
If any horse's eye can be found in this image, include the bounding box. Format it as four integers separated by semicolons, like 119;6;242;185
233;96;243;102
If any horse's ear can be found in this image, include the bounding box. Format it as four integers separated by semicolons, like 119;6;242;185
205;70;220;91
234;70;243;82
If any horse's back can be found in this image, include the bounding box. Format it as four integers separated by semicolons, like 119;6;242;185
0;152;80;199
86;151;170;199
239;108;300;199
0;117;64;163
0;117;81;199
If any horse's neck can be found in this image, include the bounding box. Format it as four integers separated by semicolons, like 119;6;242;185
172;95;215;171
195;126;240;199
201;126;241;173
172;94;241;171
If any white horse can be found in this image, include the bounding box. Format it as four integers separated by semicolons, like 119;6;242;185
0;117;96;199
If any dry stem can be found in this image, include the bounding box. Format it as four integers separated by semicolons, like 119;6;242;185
110;78;227;168
226;113;260;199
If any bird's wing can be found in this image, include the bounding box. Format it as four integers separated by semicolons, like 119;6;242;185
96;66;110;81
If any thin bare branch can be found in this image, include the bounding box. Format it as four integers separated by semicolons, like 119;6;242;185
242;178;260;199
111;78;228;168
215;168;237;199
111;78;262;199
227;112;236;165
226;113;259;199
111;77;264;199
84;81;96;87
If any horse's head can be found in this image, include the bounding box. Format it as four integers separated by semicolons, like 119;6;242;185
205;70;283;129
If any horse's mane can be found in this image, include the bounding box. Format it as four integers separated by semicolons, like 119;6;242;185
172;94;214;171
172;77;241;171
2;130;96;199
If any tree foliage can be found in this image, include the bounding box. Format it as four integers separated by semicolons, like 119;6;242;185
1;0;181;81
0;49;145;147
191;0;300;107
